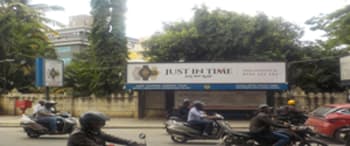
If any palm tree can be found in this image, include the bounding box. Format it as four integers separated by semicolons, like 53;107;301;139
0;0;59;92
2;0;65;27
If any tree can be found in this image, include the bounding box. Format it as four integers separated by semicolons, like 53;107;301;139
143;7;303;62
307;5;350;49
65;0;128;96
0;0;57;92
288;42;346;92
302;4;350;91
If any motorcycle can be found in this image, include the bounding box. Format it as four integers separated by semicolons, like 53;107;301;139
166;113;233;143
20;112;77;138
276;112;308;125
165;115;184;133
222;125;328;146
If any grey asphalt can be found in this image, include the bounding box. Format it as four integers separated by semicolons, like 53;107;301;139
0;128;344;146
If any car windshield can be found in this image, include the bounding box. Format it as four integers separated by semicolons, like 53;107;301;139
311;106;337;117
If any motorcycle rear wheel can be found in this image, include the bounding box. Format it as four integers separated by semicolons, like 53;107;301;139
26;131;40;138
298;140;328;146
171;135;188;143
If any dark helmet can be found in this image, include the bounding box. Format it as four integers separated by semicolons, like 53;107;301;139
258;104;271;113
258;104;269;110
183;98;190;103
79;111;110;133
183;98;191;106
38;99;46;105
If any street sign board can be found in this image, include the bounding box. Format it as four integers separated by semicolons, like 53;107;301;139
35;58;64;87
341;56;350;85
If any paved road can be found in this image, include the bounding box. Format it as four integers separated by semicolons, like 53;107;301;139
0;128;344;146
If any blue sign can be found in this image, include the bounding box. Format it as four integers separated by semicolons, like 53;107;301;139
35;58;64;87
126;83;288;90
35;58;44;86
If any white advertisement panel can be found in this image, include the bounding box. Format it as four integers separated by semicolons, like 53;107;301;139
127;62;286;84
341;56;350;81
44;59;64;87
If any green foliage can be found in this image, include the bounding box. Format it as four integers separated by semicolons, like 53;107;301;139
307;5;350;49
144;7;303;62
288;42;346;92
303;4;350;91
65;0;128;96
0;0;57;93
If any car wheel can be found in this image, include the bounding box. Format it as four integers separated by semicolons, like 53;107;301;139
334;128;349;143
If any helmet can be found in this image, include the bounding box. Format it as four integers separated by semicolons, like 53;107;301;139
287;99;296;106
44;100;56;108
258;104;269;110
183;98;191;106
79;111;110;133
193;100;205;110
38;100;46;105
183;98;190;103
45;100;56;105
193;100;204;106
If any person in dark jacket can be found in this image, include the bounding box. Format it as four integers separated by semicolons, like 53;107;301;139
249;104;290;146
276;99;306;125
178;98;191;121
67;112;141;146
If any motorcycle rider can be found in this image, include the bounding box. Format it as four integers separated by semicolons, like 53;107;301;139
187;100;216;136
36;101;58;133
33;100;45;115
277;99;305;124
177;98;191;121
249;104;290;146
67;111;141;146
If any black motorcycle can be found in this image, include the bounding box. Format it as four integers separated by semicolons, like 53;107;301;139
166;113;233;143
223;125;328;146
20;112;77;138
276;113;308;125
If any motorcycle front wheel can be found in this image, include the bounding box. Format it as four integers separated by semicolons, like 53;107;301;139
171;135;188;143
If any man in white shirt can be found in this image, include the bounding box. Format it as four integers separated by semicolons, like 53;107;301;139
33;100;45;115
187;100;215;135
36;102;58;133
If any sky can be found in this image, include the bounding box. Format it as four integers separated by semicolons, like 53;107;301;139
32;0;350;41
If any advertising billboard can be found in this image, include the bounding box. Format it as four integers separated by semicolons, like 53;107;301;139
126;62;287;90
340;56;350;85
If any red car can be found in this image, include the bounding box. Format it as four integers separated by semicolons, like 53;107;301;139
305;104;350;142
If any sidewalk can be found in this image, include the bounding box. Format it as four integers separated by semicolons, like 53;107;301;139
0;116;249;128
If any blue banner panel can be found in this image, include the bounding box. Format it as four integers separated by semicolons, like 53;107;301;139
126;84;288;91
35;58;44;87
